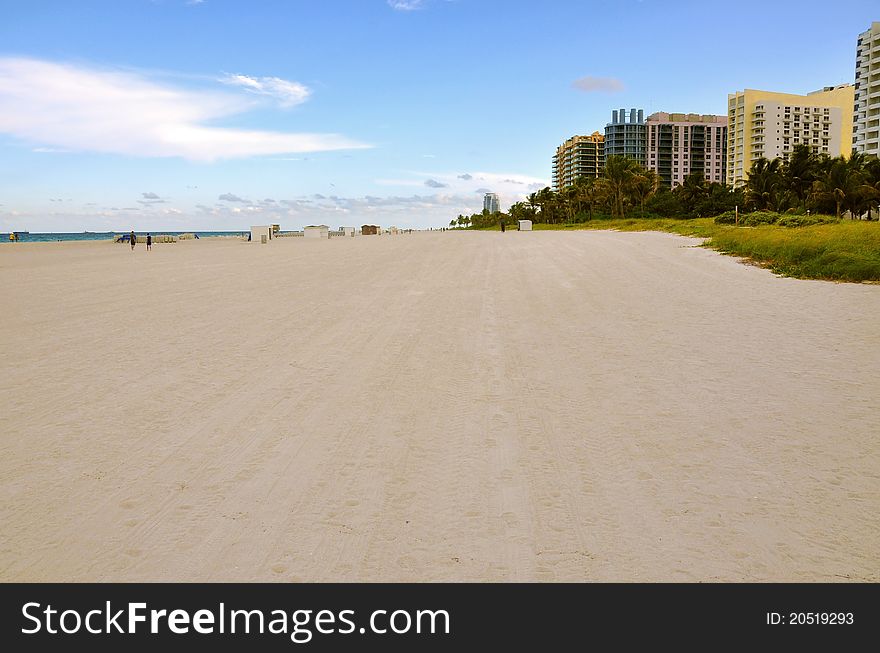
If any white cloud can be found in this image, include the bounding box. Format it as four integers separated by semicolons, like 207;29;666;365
388;0;425;10
571;76;624;93
0;57;369;161
219;73;311;108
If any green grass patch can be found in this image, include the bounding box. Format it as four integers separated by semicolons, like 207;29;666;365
495;218;880;282
707;222;880;282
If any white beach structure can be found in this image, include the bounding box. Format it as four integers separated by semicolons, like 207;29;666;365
304;225;329;239
250;225;272;243
340;226;356;237
518;220;533;231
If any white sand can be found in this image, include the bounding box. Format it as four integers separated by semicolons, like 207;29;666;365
0;231;878;582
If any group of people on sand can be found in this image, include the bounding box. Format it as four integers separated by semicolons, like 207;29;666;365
129;230;152;251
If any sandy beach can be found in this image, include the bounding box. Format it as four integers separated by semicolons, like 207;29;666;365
0;231;878;582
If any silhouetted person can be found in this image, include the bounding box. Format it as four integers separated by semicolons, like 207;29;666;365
146;233;152;251
130;230;136;250
500;217;506;233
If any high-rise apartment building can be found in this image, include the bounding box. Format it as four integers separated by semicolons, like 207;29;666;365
727;85;854;186
552;132;605;190
645;113;727;189
604;108;647;166
854;22;880;157
483;192;500;214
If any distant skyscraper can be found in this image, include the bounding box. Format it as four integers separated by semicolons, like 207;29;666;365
854;22;880;157
483;192;500;214
552;132;604;190
727;86;854;187
645;113;727;189
604;108;647;166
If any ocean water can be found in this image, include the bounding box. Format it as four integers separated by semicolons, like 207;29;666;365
1;231;248;243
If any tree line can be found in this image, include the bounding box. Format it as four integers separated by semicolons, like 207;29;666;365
450;146;880;228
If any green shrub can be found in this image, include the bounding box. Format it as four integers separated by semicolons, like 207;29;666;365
775;214;839;228
714;210;738;224
740;211;781;226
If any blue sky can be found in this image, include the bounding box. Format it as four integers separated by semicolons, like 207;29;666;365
0;0;876;231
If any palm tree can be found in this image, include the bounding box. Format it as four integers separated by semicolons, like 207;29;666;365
674;172;708;215
745;158;783;210
600;155;639;219
860;157;880;220
843;152;869;219
782;144;816;209
526;192;540;217
562;184;579;223
534;186;559;224
573;175;599;221
811;157;854;220
630;169;658;216
509;200;535;223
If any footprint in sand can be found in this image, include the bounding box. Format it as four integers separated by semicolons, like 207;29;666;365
501;511;519;527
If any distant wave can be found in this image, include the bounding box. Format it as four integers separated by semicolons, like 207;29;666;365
2;231;247;243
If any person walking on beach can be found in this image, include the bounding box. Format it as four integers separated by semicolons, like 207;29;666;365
130;230;136;250
500;217;506;233
146;233;152;251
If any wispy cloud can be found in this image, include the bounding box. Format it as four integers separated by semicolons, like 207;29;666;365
388;0;425;10
0;57;369;161
219;73;311;108
138;193;167;205
218;193;247;203
571;76;624;93
374;170;549;215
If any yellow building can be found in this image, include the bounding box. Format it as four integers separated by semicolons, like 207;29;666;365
726;85;854;187
552;132;604;190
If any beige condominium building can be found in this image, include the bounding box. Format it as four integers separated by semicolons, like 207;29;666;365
645;112;727;189
552;132;604;190
854;22;880;157
726;85;854;187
